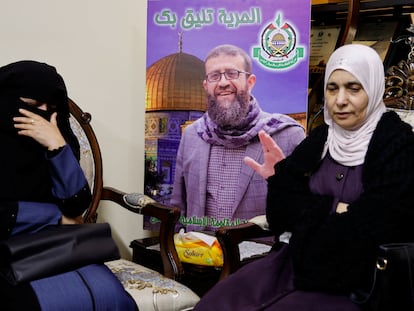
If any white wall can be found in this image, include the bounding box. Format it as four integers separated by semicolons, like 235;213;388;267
0;0;149;258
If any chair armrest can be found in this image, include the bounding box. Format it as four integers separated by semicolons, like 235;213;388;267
216;219;275;280
100;186;184;280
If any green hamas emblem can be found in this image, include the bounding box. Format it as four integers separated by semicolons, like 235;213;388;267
253;13;304;70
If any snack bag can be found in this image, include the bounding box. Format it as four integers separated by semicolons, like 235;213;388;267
174;229;223;267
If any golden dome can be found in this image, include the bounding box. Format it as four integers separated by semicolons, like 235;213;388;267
146;52;206;112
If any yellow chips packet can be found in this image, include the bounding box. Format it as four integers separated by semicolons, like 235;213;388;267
174;230;223;267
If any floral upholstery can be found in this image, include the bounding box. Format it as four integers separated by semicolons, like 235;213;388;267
69;114;95;189
105;259;200;311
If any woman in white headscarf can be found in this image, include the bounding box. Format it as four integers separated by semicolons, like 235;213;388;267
194;44;414;311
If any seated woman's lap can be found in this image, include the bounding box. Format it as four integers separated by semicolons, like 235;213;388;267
194;244;361;311
31;264;137;311
0;264;137;311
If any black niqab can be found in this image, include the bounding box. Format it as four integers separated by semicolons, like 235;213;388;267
0;60;80;202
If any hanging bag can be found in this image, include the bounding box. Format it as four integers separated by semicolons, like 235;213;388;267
351;243;414;311
0;223;120;285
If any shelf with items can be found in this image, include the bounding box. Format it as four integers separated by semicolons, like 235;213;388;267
310;0;414;69
306;0;414;132
311;0;344;5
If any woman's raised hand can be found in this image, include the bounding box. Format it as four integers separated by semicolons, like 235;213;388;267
244;130;285;179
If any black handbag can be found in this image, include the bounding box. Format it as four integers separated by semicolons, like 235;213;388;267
0;223;120;285
351;243;414;311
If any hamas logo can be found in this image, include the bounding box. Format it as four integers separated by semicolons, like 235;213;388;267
253;13;304;70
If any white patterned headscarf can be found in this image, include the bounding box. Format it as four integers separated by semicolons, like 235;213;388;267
323;44;386;166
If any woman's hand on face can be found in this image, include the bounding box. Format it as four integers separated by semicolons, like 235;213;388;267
13;108;66;150
244;130;286;180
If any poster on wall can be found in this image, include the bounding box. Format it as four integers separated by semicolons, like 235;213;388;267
144;0;311;229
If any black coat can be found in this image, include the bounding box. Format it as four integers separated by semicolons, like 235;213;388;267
267;111;414;294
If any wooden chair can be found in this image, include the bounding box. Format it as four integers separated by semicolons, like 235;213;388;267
130;232;225;297
216;216;276;280
68;98;199;310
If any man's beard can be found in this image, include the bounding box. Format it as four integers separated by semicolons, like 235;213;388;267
207;90;251;129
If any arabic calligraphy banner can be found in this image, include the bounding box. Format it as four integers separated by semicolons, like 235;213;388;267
147;0;310;114
144;0;311;219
